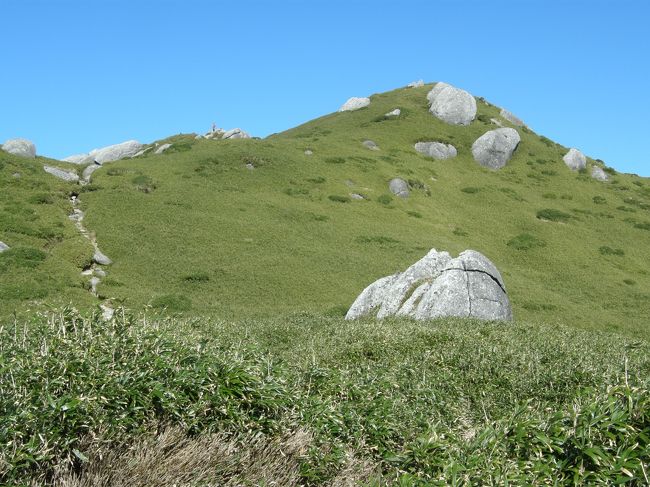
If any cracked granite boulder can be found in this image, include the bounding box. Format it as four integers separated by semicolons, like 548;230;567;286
346;248;512;321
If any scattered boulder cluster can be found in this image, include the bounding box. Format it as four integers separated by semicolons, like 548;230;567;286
197;127;251;140
69;195;114;320
346;249;512;321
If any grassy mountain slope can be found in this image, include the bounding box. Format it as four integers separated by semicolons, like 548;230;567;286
2;82;650;484
77;84;650;337
2;84;650;337
0;152;94;313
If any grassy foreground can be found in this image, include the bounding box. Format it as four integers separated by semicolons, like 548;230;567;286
2;309;648;485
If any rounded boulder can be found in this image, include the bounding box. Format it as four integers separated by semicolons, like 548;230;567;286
427;82;477;126
2;138;36;158
471;128;520;169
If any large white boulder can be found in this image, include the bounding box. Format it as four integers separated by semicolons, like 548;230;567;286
427;82;477;125
63;140;143;165
563;148;587;171
414;141;457;160
346;249;512;321
2;138;36;158
338;97;370;112
471;128;520;169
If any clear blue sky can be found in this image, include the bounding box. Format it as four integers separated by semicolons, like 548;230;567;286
1;0;648;175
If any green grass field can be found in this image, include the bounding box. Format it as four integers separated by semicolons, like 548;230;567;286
1;83;649;484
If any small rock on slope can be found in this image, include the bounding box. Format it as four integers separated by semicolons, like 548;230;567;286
471;128;520;169
563;148;587;171
591;166;609;181
93;249;113;266
338;97;370;112
363;140;379;150
427;82;477;125
0;241;10;253
414;142;457;160
385;108;401;117
407;80;424;88
222;128;251;139
389;178;409;198
2;138;36;158
499;108;526;127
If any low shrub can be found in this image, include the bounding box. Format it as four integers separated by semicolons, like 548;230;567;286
599;246;624;256
28;193;54;204
461;187;480;194
507;233;547;251
592;196;607;204
536;208;571;222
377;194;393;205
328;195;350;203
150;294;192;311
324;157;345;164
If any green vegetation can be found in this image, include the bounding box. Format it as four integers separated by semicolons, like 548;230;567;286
599;246;625;256
507;233;546;251
2;84;650;337
536;208;572;222
2;83;650;484
2;310;648;485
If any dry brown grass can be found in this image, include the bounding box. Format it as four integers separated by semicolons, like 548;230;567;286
45;427;377;487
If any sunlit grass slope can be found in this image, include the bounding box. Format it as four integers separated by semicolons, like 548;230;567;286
0;152;94;315
68;85;650;337
1;84;649;337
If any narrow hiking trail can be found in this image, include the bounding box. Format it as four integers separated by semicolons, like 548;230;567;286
69;193;114;319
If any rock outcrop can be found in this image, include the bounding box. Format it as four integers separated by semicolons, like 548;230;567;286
222;128;251;140
563;148;586;171
591;166;609;181
155;143;172;154
427;82;476;125
64;140;143;165
346;249;512;321
0;241;9;253
499;109;526;127
81;163;101;183
339;97;370;112
2;138;36;158
385;108;401;117
414;141;457;160
407;80;424;88
389;178;409;198
43;165;80;182
471;128;520;169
